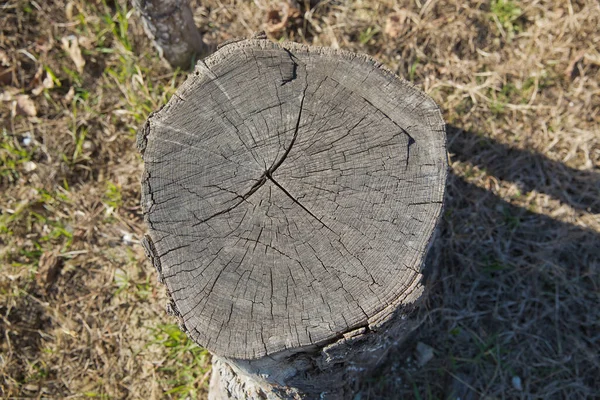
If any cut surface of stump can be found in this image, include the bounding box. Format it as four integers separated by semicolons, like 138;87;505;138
138;39;447;361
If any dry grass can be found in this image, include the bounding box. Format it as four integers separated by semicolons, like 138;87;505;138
0;0;598;398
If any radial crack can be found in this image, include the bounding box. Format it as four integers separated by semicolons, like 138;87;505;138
362;97;416;168
281;48;298;86
268;84;308;175
267;174;334;233
192;175;267;226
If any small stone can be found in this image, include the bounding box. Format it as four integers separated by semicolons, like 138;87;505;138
83;140;94;150
415;341;434;366
23;161;37;172
22;134;32;146
512;375;523;391
122;233;133;245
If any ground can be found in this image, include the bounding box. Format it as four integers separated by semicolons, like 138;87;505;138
0;0;598;398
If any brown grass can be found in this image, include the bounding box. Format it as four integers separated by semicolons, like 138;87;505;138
1;0;598;398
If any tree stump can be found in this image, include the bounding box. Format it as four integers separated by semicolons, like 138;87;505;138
138;39;447;399
133;0;210;68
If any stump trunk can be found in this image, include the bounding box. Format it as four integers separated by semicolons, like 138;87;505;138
133;0;210;68
138;39;447;399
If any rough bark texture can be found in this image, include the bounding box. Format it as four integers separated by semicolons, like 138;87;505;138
133;0;209;68
138;39;447;398
207;302;421;399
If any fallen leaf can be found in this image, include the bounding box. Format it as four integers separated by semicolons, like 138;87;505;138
0;67;11;86
32;71;55;96
0;50;13;85
22;384;39;393
0;49;9;67
384;11;409;39
0;87;18;101
77;36;94;50
65;1;75;20
64;86;75;103
564;50;586;80
28;65;44;90
61;36;85;73
36;251;62;293
265;1;301;34
16;94;37;116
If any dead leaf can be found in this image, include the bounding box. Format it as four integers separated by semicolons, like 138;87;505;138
0;88;18;102
0;49;9;67
0;68;12;86
0;49;12;85
64;86;75;103
565;50;586;80
32;72;55;96
61;36;85;73
65;1;75;20
384;11;409;39
28;65;44;91
77;36;94;50
16;94;37;116
383;13;406;39
36;251;63;293
265;1;301;34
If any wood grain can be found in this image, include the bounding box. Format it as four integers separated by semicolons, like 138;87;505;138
139;39;447;360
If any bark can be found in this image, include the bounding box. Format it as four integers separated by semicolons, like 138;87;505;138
138;39;447;398
207;305;420;399
133;0;210;68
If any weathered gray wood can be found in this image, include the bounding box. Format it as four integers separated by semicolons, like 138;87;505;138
206;307;421;399
134;0;210;68
138;39;447;398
